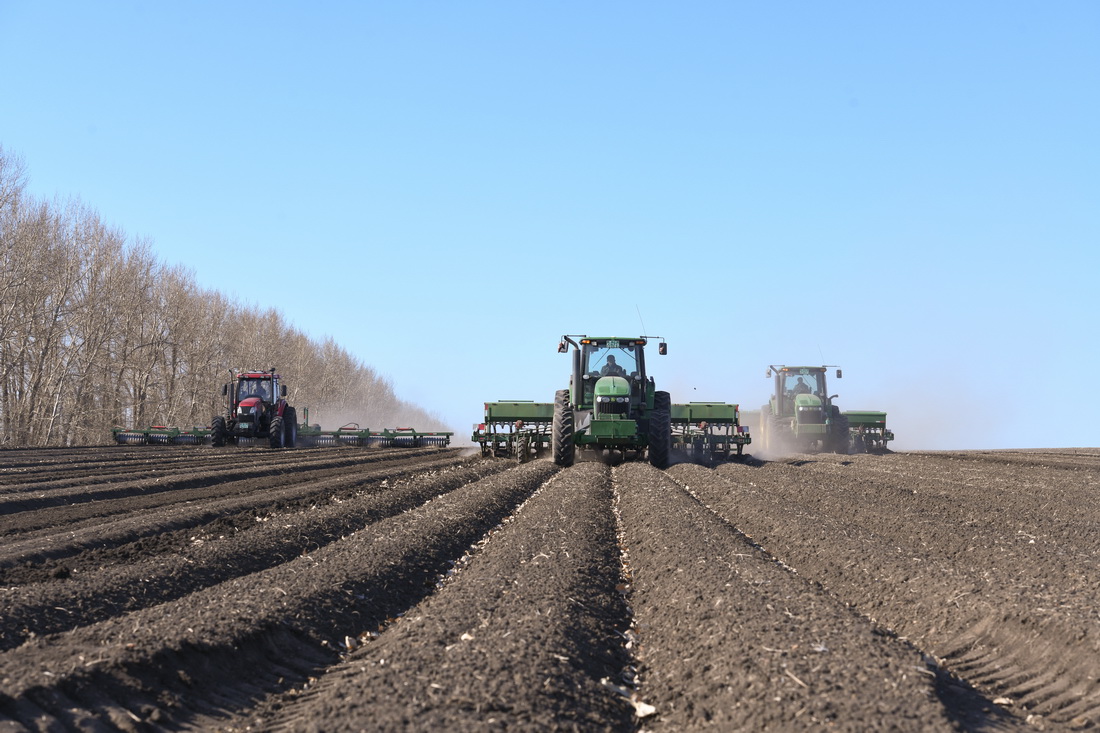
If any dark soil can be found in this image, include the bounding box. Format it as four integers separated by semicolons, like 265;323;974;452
1;445;1097;731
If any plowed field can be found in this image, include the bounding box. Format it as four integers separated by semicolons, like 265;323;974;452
1;446;1097;731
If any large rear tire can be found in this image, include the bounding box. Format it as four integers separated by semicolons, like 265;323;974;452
764;410;787;455
552;389;575;467
284;407;298;448
759;405;774;454
830;413;850;454
211;416;227;447
649;391;672;469
269;416;286;449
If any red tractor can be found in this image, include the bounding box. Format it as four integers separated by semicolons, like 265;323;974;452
211;369;298;448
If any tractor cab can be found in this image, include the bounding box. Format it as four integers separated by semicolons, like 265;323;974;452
768;366;840;419
560;336;662;417
236;376;273;404
771;367;826;415
581;338;643;415
232;373;279;435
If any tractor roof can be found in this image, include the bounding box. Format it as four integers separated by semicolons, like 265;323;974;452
579;337;648;345
239;371;279;379
772;365;830;373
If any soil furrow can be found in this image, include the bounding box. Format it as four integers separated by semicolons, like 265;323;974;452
0;458;510;651
0;461;556;730
614;461;1023;731
253;460;633;733
0;452;462;567
0;447;451;521
696;455;1100;727
0;446;1095;731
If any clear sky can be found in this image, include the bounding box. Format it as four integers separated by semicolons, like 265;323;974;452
2;1;1097;450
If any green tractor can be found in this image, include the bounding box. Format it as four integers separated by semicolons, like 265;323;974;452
759;365;849;455
552;335;672;468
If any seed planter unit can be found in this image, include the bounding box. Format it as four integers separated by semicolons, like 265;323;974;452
471;400;554;462
671;401;751;461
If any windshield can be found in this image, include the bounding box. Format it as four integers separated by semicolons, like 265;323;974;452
238;378;271;401
582;341;640;378
782;370;826;398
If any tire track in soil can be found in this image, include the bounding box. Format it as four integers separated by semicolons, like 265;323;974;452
0;461;557;731
255;461;635;733
0;458;511;651
698;454;1100;729
614;462;1025;731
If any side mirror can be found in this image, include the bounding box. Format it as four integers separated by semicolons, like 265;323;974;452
836;369;843;379
766;369;772;378
222;384;228;396
557;341;568;353
658;342;667;355
281;385;287;397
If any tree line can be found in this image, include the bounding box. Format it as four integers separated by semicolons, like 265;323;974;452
0;147;446;447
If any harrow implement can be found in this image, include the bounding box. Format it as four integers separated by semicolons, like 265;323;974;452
112;426;211;445
471;401;554;462
296;423;453;448
671;402;751;462
113;420;452;449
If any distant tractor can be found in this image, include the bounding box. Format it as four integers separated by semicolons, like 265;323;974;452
211;369;297;448
759;365;849;455
552;335;672;468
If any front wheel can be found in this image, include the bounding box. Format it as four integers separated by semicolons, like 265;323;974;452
269;416;286;449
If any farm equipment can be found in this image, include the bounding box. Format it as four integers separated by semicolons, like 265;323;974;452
471;401;554;462
552;335;672;468
844;410;894;453
758;365;849;455
299;414;453;448
671;402;751;462
112;371;453;449
209;369;297;448
111;425;212;445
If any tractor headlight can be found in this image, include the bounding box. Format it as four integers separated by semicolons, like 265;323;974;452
597;396;609;403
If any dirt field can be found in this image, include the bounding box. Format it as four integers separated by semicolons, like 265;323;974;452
1;445;1097;731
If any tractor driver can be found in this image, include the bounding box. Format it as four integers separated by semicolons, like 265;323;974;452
791;377;812;396
600;355;627;377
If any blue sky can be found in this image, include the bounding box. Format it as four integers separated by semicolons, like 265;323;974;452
2;1;1097;449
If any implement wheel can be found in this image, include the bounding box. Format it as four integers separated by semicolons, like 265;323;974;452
552;389;575;467
516;434;531;464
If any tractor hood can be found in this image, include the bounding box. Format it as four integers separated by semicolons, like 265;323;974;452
238;396;264;412
594;376;631;398
792;393;822;409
